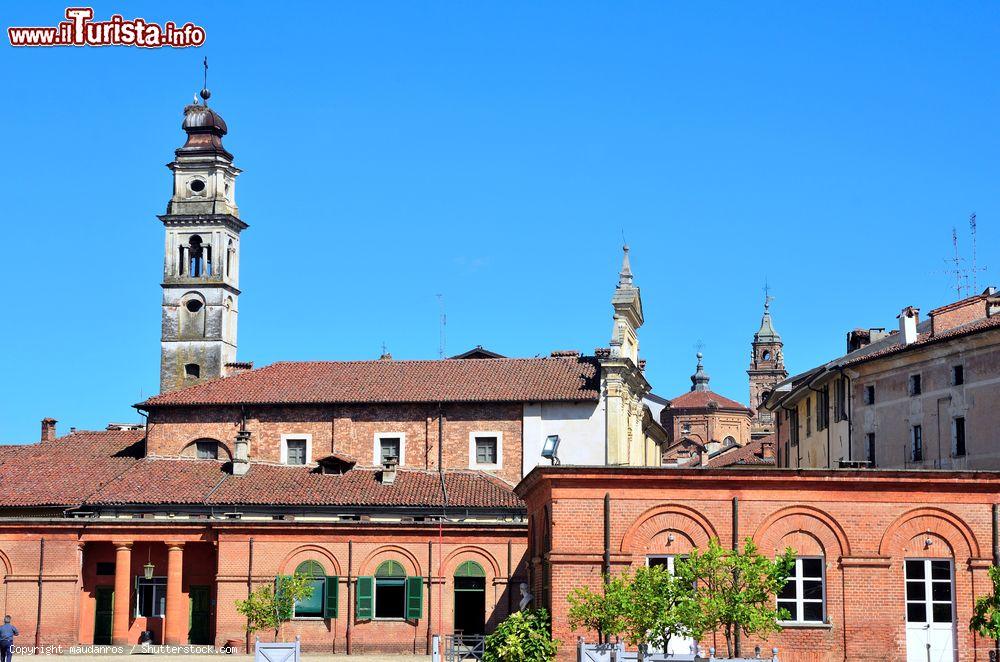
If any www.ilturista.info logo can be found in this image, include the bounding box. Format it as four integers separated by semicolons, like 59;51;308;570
8;7;206;48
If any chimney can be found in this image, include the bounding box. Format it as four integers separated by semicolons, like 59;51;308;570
232;430;250;476
224;361;254;377
760;437;775;460
898;307;920;345
380;456;398;485
41;418;57;442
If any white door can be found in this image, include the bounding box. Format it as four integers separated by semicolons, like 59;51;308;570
905;559;956;662
646;556;697;656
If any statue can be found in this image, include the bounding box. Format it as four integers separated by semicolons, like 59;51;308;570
518;582;534;611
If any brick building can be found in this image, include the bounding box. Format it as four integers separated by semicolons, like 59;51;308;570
516;465;1000;662
0;86;664;654
765;288;1000;470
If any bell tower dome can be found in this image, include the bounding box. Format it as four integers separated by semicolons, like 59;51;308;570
158;83;247;393
748;292;787;438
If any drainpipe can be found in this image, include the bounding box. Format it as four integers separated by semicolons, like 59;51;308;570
35;538;44;649
993;505;999;657
246;537;254;654
426;541;433;655
731;498;740;657
347;541;353;655
507;540;513;616
603;493;611;582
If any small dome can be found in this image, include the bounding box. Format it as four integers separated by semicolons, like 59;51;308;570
182;104;228;135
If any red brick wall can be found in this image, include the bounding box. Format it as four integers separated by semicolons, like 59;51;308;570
0;522;527;654
147;402;525;484
517;468;1000;662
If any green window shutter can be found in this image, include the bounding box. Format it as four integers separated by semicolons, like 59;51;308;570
324;576;339;619
355;576;374;620
405;576;423;620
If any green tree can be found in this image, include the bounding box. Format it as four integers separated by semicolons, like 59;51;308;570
676;538;795;658
567;577;626;645
621;565;695;661
235;573;317;642
970;565;1000;647
484;609;559;662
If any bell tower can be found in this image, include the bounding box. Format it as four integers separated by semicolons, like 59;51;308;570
748;292;787;438
158;79;247;393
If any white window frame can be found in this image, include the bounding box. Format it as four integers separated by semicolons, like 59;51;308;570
135;576;167;618
469;431;503;469
777;556;826;625
281;434;312;465
374;432;406;467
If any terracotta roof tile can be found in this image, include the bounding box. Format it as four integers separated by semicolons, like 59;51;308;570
0;430;144;507
666;390;750;411
86;461;522;510
703;439;775;468
138;358;600;408
841;314;1000;367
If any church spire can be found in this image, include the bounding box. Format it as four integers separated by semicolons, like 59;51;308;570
755;292;781;343
690;352;710;392
618;244;633;286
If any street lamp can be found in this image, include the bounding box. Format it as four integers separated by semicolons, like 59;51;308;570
143;547;155;580
541;435;561;466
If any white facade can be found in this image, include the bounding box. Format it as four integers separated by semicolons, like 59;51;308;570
521;400;607;475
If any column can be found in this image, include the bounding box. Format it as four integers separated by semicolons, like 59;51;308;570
111;542;132;645
164;543;185;645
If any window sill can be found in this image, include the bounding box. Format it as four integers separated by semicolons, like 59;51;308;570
778;621;832;629
292;617;326;621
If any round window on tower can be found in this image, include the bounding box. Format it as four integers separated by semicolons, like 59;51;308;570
186;299;203;313
762;350;772;361
189;179;206;193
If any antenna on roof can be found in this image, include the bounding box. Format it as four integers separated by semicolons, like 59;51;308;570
436;294;447;359
943;227;968;299
970;212;987;293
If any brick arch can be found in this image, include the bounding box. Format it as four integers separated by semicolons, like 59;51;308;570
279;544;341;576
620;504;719;554
879;507;980;559
360;545;422;576
0;548;10;576
754;505;851;558
179;437;234;461
441;546;502;578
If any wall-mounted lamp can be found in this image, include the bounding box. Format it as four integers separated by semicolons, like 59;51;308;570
541;435;561;466
924;537;934;549
667;533;676;545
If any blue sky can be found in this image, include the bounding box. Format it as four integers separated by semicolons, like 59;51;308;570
1;2;998;443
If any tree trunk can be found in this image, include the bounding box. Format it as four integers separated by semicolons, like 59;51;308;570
724;625;733;658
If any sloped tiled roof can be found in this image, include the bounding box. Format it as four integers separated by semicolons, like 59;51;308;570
666;390;750;411
0;429;145;507
703;438;775;467
138;358;600;408
0;431;521;511
840;314;1000;367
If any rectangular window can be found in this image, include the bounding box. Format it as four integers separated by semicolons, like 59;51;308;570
865;384;876;405
954;417;966;458
375;576;406;619
909;374;922;396
136;577;167;617
866;433;876;466
905;559;953;625
196;440;218;460
911;425;923;463
953;365;964;386
379;437;401;465
95;562;115;576
805;398;812;436
777;557;825;623
834;379;847;422
474;436;498;464
286;439;307;465
816;388;829;431
789;409;800;445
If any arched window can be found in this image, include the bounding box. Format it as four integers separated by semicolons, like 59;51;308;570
226;239;234;277
723;436;737;448
454;561;486;636
186;235;212;277
290;561;331;618
195;440;219;460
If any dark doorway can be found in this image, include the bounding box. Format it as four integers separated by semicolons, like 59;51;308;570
94;586;114;645
188;585;211;644
454;561;486;636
